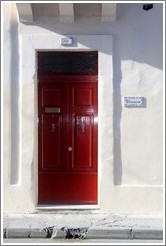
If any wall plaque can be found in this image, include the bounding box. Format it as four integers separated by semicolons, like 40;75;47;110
124;97;145;107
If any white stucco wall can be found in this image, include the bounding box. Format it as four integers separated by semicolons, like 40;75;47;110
2;3;163;215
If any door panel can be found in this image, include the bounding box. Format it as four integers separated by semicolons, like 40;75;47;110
42;114;62;169
69;174;97;204
38;79;97;204
73;88;93;106
38;173;69;204
72;114;94;170
69;83;97;173
43;88;61;107
38;83;67;172
38;173;97;205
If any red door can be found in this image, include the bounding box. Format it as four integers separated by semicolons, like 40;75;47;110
38;52;98;205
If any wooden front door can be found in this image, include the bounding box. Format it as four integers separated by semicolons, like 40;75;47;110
37;51;98;205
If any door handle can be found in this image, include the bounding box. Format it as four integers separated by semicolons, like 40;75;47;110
80;117;86;133
76;117;86;133
68;147;72;151
51;123;56;133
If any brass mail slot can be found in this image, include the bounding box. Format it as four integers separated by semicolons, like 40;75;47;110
45;107;60;113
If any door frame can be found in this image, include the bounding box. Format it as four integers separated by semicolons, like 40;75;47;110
20;35;113;210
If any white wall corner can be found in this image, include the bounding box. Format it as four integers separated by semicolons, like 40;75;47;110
16;3;33;23
59;3;74;23
102;3;116;22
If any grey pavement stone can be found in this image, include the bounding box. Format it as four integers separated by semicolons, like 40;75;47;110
132;228;163;240
30;228;47;238
7;228;30;238
86;226;132;239
4;226;163;240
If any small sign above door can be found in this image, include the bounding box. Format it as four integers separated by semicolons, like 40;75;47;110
61;37;73;46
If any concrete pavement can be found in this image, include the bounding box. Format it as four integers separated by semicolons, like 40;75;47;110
3;212;163;240
3;239;164;244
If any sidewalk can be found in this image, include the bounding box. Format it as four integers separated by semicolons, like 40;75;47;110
3;212;163;240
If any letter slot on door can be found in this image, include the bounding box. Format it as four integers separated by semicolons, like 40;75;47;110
45;107;61;113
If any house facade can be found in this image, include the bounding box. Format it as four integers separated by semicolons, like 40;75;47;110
2;2;164;215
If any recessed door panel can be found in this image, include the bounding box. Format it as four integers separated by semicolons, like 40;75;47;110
72;114;94;170
43;88;60;107
38;173;69;204
69;174;97;204
38;84;67;172
42;114;62;169
73;88;93;106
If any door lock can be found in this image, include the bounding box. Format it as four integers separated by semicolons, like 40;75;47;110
68;147;72;151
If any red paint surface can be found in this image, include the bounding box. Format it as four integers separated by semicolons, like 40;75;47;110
38;53;98;205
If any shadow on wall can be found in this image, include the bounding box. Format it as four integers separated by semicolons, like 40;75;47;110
10;5;20;185
27;3;163;70
112;34;122;185
115;3;163;70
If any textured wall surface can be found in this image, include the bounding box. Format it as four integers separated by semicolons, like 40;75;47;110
3;3;163;214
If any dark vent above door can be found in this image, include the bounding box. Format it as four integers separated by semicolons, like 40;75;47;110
38;51;98;75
